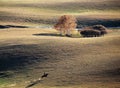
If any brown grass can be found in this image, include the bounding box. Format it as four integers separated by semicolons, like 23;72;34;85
0;0;120;88
0;28;120;88
0;0;119;25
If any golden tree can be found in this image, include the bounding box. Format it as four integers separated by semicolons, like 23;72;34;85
54;15;77;36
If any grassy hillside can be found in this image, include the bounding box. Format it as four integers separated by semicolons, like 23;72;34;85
0;0;120;26
0;28;120;88
0;0;120;88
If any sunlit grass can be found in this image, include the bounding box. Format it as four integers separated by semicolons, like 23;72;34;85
0;0;119;26
0;78;10;88
0;28;120;88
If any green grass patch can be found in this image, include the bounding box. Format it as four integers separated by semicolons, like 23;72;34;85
0;78;10;88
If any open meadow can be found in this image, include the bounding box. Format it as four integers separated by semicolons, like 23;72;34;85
0;0;120;26
0;0;120;88
0;28;120;88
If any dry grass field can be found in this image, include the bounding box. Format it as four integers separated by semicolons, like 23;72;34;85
0;0;120;88
0;0;120;26
0;28;120;88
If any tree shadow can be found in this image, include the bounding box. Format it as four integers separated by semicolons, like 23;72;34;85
0;25;29;29
33;33;64;37
33;33;82;38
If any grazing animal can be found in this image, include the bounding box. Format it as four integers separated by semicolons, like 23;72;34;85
41;72;48;78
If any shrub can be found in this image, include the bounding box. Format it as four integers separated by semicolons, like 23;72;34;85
80;25;108;37
80;29;101;37
91;25;107;35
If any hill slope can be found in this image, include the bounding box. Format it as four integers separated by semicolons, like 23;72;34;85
0;0;120;27
0;28;120;88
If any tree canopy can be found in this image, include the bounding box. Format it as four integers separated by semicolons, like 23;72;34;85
54;15;77;36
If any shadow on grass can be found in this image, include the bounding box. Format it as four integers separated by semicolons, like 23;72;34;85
33;33;82;38
0;25;29;29
33;33;62;37
0;44;49;71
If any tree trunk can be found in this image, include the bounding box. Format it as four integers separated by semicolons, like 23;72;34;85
60;30;62;35
66;29;71;35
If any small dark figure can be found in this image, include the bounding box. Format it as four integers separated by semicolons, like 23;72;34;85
25;72;48;88
25;78;41;88
41;72;48;78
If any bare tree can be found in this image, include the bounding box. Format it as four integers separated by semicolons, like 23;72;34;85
54;15;77;36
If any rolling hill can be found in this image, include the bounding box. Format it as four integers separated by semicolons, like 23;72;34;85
0;0;120;27
0;0;120;88
0;28;120;88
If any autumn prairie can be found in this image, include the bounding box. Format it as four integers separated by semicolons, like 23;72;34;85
0;0;120;88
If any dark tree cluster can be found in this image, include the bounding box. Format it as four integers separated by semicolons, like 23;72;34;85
92;25;107;35
80;29;101;37
80;25;107;37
